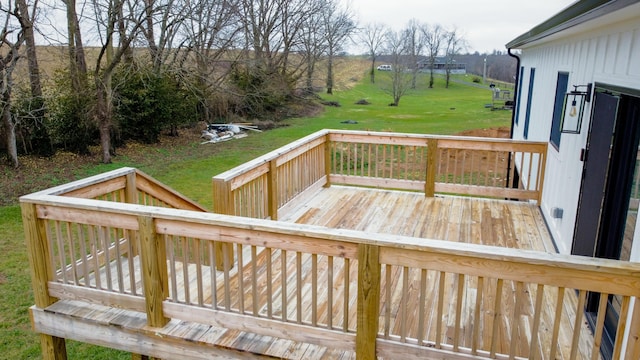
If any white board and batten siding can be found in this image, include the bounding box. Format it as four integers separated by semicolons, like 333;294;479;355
511;2;640;258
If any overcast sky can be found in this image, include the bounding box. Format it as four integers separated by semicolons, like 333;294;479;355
344;0;577;54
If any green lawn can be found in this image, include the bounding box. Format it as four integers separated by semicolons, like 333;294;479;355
0;72;511;359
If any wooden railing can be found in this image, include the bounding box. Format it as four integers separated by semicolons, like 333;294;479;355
21;168;640;359
212;129;547;222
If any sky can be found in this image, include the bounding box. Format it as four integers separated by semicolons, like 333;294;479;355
344;0;577;54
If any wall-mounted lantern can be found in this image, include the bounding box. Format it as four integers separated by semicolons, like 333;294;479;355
561;83;592;134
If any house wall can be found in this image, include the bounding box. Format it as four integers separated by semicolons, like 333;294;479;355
511;5;640;257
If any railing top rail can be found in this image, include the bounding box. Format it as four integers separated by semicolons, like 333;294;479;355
20;167;207;212
212;129;330;182
19;167;137;199
22;193;640;295
327;129;548;146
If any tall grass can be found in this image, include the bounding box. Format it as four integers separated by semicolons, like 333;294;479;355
0;71;511;359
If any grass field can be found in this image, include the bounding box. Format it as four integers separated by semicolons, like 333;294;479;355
0;71;511;359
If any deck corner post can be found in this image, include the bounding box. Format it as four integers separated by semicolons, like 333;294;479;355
425;138;438;197
268;159;278;220
125;171;139;204
138;215;170;328
21;202;68;360
536;144;547;204
212;178;235;270
324;134;332;188
356;243;381;360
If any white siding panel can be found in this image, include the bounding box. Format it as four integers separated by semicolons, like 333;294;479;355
594;35;607;74
514;16;640;255
604;33;619;74
629;29;640;77
616;31;632;75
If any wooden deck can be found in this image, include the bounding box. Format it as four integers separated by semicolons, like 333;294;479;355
33;186;598;359
24;133;640;360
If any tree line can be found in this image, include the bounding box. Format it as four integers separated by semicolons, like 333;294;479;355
0;1;491;168
0;0;357;166
358;21;468;106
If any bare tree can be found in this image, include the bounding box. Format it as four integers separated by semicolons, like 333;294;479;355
443;27;467;88
180;0;242;121
15;0;40;99
403;19;425;89
422;23;444;88
89;0;146;163
383;29;411;106
359;22;386;84
322;0;356;94
240;0;309;74
299;0;327;94
63;0;88;93
0;0;23;167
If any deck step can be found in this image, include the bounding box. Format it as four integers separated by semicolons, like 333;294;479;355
31;300;354;360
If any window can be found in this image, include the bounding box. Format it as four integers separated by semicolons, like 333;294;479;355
515;66;524;125
550;72;569;149
523;68;536;139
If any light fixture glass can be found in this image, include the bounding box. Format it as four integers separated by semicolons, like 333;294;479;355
560;84;592;134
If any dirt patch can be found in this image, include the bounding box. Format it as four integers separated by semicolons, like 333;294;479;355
0;272;6;285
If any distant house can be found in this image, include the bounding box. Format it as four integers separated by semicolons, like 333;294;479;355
416;57;466;74
507;1;640;358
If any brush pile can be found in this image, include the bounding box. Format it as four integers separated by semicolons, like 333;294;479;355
200;123;261;144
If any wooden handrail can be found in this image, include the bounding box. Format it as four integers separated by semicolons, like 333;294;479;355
212;130;548;226
22;192;640;358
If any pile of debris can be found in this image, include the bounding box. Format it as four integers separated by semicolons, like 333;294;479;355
201;123;261;144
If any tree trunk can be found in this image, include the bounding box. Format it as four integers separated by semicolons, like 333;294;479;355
305;61;315;95
326;54;333;95
16;0;42;99
429;57;435;88
65;0;88;92
144;0;160;71
1;93;18;167
370;57;375;83
96;77;113;164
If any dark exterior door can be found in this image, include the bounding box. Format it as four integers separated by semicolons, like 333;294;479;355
572;89;640;359
572;91;619;258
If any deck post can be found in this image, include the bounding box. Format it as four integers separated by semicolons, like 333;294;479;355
138;215;169;328
126;172;139;258
626;298;640;358
324;135;332;188
356;243;381;360
268;159;278;220
212;178;235;270
425;138;438;197
21;202;68;360
125;171;139;204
